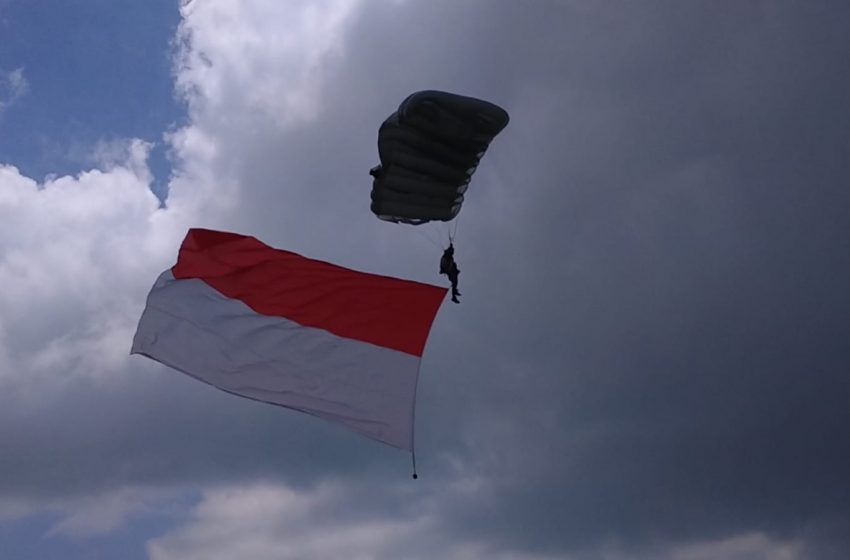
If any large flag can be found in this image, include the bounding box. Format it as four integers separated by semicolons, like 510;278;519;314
132;228;447;450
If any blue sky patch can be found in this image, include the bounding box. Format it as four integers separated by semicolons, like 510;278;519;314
0;0;184;199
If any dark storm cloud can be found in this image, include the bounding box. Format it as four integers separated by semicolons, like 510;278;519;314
368;2;850;556
281;0;850;556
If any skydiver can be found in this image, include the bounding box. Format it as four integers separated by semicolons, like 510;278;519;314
440;243;461;303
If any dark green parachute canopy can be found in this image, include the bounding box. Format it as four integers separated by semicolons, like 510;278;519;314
369;90;509;225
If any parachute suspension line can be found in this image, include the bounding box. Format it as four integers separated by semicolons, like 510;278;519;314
448;210;461;245
407;224;442;250
424;223;445;248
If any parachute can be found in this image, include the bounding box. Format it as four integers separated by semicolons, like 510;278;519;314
369;90;509;225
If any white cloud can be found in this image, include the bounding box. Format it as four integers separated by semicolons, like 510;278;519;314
46;486;187;538
667;533;804;560
147;481;559;560
0;67;29;114
148;482;409;560
147;481;808;560
175;0;360;128
165;0;379;258
0;485;189;539
0;148;166;397
0;104;231;404
89;138;155;181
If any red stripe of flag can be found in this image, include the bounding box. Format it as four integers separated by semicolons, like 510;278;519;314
171;229;447;356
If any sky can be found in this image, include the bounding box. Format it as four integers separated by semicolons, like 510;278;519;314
1;1;849;559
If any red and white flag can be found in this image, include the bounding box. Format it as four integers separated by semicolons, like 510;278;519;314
132;228;447;450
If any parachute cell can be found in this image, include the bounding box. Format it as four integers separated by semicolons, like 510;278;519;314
369;90;509;225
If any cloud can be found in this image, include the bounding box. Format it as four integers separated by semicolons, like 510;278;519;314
666;533;803;560
147;481;809;560
0;67;28;115
147;481;561;560
2;1;850;558
0;485;190;539
46;486;188;539
175;0;360;128
0;146;161;395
